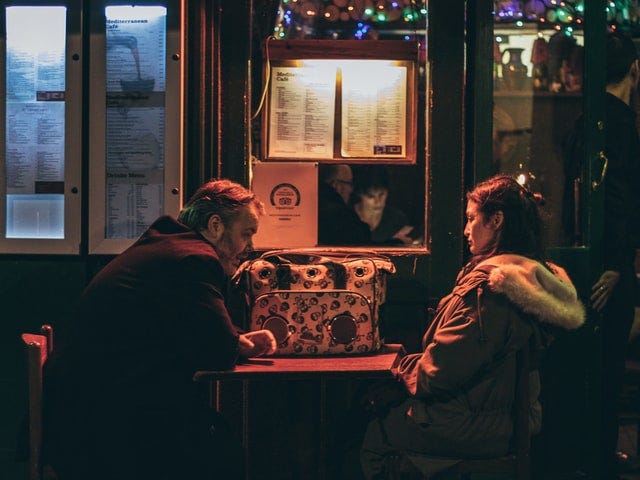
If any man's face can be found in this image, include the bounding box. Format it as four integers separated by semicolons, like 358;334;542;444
331;165;354;204
209;204;260;275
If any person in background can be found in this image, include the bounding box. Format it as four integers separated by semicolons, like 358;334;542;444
351;165;415;245
360;175;585;479
594;32;640;477
43;179;276;480
563;31;640;477
318;163;371;245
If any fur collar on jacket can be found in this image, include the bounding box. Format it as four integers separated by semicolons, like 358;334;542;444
476;254;586;330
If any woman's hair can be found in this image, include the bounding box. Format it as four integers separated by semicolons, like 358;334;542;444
351;165;390;204
178;178;263;232
467;174;545;260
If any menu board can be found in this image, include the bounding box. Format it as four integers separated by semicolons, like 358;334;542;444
104;5;167;239
4;7;67;239
341;62;407;158
267;66;336;159
263;40;418;164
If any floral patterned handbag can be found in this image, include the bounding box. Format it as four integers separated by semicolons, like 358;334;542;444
234;249;396;355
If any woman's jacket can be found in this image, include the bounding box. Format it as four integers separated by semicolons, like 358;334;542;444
396;253;586;459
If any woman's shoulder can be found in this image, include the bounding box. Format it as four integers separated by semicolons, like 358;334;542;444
473;254;585;330
451;264;493;299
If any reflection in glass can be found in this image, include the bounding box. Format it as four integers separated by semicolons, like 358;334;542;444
493;0;588;247
253;0;428;248
4;7;66;239
351;165;420;246
492;1;640;247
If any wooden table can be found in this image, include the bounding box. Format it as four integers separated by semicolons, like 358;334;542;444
193;344;405;480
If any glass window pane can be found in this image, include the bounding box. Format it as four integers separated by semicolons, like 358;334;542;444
493;1;584;247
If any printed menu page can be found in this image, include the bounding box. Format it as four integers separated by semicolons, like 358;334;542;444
4;6;67;239
341;62;407;158
5;7;67;196
104;6;166;239
267;66;336;159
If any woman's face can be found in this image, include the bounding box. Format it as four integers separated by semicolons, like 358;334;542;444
359;187;388;212
464;200;501;255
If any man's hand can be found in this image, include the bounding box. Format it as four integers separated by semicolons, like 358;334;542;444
238;330;277;357
590;270;621;312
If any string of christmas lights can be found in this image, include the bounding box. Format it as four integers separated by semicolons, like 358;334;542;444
273;0;427;40
494;0;640;34
272;0;640;41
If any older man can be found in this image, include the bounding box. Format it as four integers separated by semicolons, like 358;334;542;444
44;179;276;480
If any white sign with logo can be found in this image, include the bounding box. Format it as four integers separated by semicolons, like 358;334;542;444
251;162;318;248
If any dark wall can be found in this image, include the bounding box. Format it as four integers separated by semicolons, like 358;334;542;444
1;260;88;478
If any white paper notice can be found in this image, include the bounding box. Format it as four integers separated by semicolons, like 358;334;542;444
268;66;336;159
251;162;318;248
341;62;407;158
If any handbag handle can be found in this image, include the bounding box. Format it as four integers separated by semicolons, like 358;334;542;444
257;248;396;272
232;249;396;288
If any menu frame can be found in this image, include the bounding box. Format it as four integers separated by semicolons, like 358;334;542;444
88;1;183;255
0;2;83;254
261;39;419;165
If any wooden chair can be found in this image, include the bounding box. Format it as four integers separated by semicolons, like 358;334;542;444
21;324;56;480
387;345;532;480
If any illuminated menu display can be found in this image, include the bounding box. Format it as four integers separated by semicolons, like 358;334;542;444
4;7;67;239
268;65;336;159
341;62;406;158
267;59;409;161
104;5;166;239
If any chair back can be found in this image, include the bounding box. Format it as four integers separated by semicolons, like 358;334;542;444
21;325;53;480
